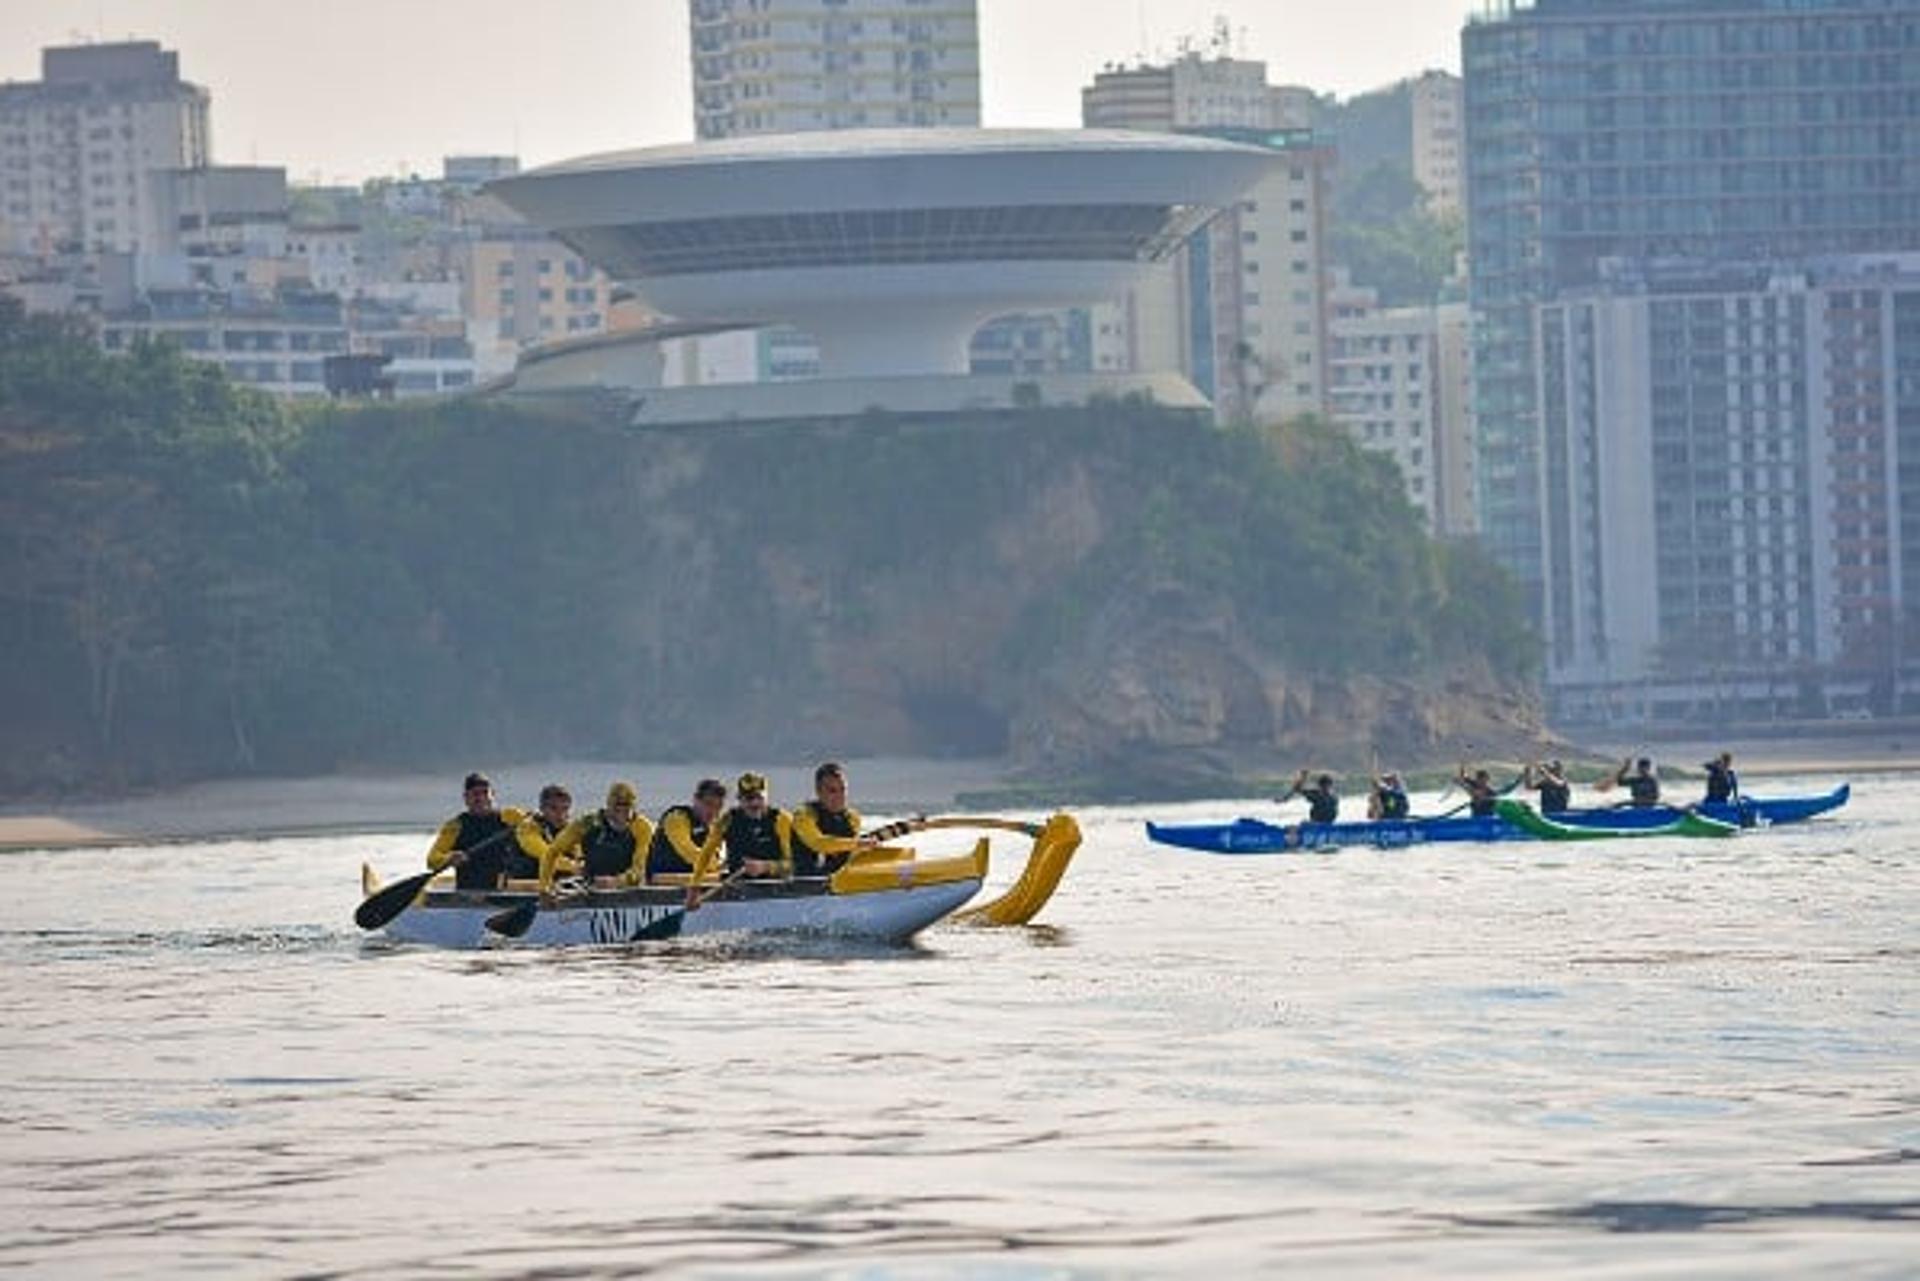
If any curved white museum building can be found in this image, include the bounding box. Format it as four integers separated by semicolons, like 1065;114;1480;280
489;128;1275;380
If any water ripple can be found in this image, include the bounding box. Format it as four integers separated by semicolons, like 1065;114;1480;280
1;782;1914;1277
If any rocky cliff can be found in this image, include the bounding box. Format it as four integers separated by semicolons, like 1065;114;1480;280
2;308;1544;797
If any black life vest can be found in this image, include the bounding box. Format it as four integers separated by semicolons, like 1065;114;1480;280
723;805;786;873
507;815;560;880
1538;779;1571;813
646;804;711;878
793;801;856;875
452;811;512;890
1376;787;1409;820
1704;764;1736;804
1302;787;1338;824
1628;773;1661;807
1467;783;1498;817
580;811;642;880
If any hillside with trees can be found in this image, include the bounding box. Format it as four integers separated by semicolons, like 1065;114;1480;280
1316;79;1466;307
0;298;1540;797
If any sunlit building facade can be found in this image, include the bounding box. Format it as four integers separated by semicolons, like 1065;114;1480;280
1538;254;1920;722
0;41;210;258
1081;55;1336;424
1463;0;1920;625
1409;69;1463;216
691;0;980;139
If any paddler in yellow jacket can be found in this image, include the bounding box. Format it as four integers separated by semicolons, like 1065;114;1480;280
646;777;728;881
540;781;653;888
682;771;795;906
507;783;572;882
791;760;882;876
426;772;528;890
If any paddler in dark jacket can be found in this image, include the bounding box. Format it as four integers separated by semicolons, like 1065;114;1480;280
426;772;528;890
508;783;572;882
682;771;795;907
1702;752;1739;805
1368;771;1410;821
1456;765;1501;818
707;772;794;878
647;778;728;881
791;761;877;875
1615;757;1662;808
1282;769;1339;824
543;781;653;888
1524;760;1572;814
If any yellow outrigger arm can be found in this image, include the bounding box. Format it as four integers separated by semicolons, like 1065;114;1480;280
925;813;1081;926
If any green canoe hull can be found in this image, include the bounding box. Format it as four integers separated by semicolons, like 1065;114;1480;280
1495;799;1738;841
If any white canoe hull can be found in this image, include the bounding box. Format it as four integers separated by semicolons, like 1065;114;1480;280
379;878;982;949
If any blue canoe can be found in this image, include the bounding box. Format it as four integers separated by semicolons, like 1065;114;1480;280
1144;783;1850;854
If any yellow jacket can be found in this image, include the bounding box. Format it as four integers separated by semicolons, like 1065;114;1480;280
540;811;655;889
792;801;865;859
686;807;796;885
510;814;564;879
425;808;527;871
653;808;707;874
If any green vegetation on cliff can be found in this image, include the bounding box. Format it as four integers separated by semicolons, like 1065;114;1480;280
0;299;1537;794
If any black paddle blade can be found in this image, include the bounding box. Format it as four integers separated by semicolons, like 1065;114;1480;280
484;900;539;939
632;910;684;942
354;867;442;930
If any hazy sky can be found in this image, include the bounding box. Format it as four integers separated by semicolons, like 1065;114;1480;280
2;1;1466;183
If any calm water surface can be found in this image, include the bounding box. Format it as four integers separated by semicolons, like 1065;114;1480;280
2;774;1915;1277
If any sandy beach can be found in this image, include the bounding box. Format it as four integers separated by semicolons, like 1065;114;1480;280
3;734;1906;852
0;757;1014;852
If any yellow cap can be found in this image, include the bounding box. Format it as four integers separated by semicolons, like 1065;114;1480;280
736;771;768;796
606;781;637;808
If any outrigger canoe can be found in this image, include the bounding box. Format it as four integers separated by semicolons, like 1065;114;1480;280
1494;798;1736;841
1144;783;1847;853
358;814;1081;949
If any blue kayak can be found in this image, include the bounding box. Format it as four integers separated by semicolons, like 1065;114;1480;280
1144;783;1850;854
1566;783;1849;831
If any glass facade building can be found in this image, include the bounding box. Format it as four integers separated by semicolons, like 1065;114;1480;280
1462;0;1920;617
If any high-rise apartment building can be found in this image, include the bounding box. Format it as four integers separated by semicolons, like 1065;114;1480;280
691;0;980;139
1082;55;1336;424
1463;0;1920;624
1081;53;1307;133
1329;291;1477;539
0;42;210;257
1539;254;1920;722
1408;69;1462;216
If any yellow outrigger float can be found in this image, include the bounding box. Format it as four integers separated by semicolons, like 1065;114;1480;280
357;813;1081;948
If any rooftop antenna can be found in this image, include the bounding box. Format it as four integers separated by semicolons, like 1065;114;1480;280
1211;13;1231;56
